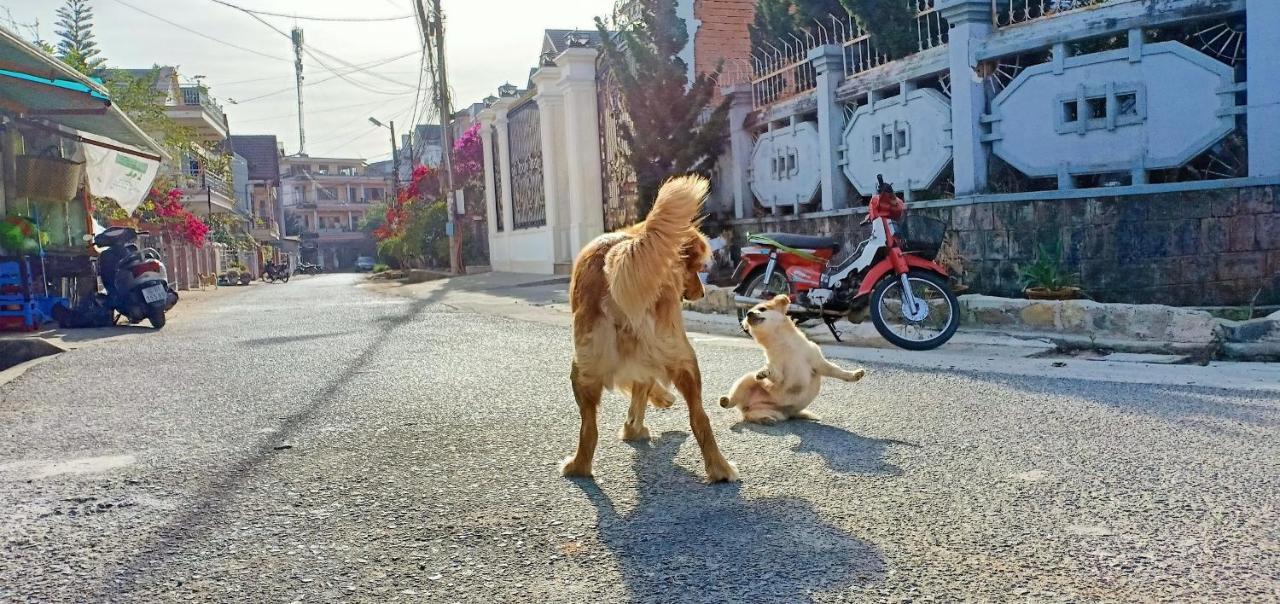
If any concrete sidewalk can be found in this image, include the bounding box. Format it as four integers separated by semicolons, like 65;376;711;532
361;271;1280;393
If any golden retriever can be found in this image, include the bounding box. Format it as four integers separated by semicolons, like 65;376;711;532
720;295;866;424
561;175;738;482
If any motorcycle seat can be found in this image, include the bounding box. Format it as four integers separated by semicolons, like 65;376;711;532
752;232;841;253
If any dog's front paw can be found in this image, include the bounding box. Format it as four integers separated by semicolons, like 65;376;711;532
843;368;867;383
755;369;770;381
559;456;593;478
706;460;740;483
719;396;733;409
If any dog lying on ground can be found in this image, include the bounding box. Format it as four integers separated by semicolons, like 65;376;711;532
721;294;866;424
561;175;739;483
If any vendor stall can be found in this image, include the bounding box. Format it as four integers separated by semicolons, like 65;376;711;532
0;25;166;330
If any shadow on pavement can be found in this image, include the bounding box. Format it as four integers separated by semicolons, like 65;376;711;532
731;421;914;475
573;432;885;603
239;331;355;348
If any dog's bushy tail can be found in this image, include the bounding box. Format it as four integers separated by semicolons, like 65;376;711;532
606;175;707;322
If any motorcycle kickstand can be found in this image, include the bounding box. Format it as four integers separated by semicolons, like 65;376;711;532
824;318;843;342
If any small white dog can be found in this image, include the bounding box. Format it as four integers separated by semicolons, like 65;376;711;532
720;294;866;424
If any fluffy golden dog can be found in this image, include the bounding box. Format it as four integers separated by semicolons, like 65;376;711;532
720;295;866;424
561;175;738;482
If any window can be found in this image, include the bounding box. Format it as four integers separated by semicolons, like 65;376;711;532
1117;92;1138;117
347;186;358;202
895;129;908;151
1085;96;1107;120
1062;100;1079;123
1056;83;1145;134
366;188;384;201
317;187;338;201
785;154;796;173
317;164;331;175
872;136;881;154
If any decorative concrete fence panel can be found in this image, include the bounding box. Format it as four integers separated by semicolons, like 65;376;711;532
989;39;1238;186
842;87;953;196
749;122;822;209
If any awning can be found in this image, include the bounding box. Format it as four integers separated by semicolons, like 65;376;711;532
0;25;166;160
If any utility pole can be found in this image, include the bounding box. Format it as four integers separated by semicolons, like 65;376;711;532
419;0;462;274
291;27;307;156
389;120;400;199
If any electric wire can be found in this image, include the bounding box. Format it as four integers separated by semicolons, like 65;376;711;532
104;0;292;63
205;0;413;22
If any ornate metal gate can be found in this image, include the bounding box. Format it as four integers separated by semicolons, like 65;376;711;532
597;63;640;231
490;124;504;231
506;99;546;230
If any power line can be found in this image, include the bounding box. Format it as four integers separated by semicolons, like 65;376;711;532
214;5;417;95
232;97;409;125
104;0;291;63
229;50;420;103
206;0;413;22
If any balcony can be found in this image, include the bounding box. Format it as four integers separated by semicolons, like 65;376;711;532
303;228;369;243
251;216;281;242
179;165;237;214
168;87;229;139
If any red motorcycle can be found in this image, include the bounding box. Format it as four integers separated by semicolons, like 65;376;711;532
731;175;959;350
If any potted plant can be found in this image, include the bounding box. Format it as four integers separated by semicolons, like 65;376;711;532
1018;242;1080;300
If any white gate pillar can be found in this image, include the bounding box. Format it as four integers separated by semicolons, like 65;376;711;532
532;67;572;264
939;0;994;195
554;48;605;254
1247;0;1280;177
478;110;499;237
494;98;518;271
809;45;850;211
724;83;755;219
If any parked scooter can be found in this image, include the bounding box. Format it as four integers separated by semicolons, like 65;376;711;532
294;262;323;276
93;226;179;329
263;260;291;283
731;175;959;350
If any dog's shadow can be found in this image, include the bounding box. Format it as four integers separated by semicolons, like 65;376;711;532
732;419;914;476
572;432;885;604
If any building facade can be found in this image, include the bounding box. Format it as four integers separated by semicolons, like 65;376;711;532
280;156;384;270
476;0;1280;307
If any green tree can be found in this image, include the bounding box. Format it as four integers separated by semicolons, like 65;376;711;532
749;0;917;60
359;201;388;235
596;0;729;217
54;0;106;75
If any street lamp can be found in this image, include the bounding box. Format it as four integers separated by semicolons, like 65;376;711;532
370;117;400;199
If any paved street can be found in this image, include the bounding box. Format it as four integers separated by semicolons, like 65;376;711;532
2;274;1278;603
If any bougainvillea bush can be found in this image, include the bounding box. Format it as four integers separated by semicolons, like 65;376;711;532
93;182;210;247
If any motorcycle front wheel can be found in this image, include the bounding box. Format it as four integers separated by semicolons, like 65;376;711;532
869;269;959;351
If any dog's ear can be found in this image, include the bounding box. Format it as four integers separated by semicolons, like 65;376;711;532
766;294;790;311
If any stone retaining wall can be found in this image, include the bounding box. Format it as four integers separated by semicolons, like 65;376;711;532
728;184;1280;307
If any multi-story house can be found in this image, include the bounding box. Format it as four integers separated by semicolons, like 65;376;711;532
116;67;240;217
279;155;385;270
230;135;293;269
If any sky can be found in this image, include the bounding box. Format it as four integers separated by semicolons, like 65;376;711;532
1;0;616;161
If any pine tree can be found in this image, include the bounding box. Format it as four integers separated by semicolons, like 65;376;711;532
595;0;729;218
54;0;106;76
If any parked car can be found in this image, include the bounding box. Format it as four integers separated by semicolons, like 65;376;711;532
356;256;376;272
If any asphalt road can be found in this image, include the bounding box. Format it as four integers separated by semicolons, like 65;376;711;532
1;274;1277;603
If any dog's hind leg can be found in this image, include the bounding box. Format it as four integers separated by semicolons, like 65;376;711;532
719;371;763;409
742;405;788;425
671;364;739;483
647;384;676;409
560;362;603;478
620;382;652;442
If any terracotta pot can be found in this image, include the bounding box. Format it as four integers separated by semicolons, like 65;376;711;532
1025;286;1080;300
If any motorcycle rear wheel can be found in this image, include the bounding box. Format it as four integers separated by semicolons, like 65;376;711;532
148;308;166;329
736;269;791;333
